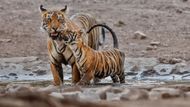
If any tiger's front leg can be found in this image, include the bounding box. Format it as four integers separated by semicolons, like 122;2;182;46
77;70;94;85
50;62;63;86
47;39;63;86
71;64;81;84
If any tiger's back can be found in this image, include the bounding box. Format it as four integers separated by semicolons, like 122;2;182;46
70;13;100;50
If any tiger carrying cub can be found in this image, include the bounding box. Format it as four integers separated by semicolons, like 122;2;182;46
39;5;120;85
58;26;125;85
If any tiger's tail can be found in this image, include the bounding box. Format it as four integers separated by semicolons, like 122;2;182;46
87;24;118;49
99;26;106;46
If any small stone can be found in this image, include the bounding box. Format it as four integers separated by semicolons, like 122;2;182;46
79;91;100;101
120;89;149;101
29;73;34;76
111;87;124;94
169;58;183;64
176;9;183;14
150;41;160;46
140;69;158;77
133;31;147;39
146;46;157;51
5;84;33;93
130;65;140;72
106;92;121;101
96;86;112;100
125;72;138;76
149;87;183;100
185;92;190;97
62;91;81;99
0;39;11;43
182;0;188;2
8;73;17;76
32;70;47;76
37;85;57;93
63;86;83;92
168;84;190;92
49;92;64;99
154;64;175;75
114;20;126;27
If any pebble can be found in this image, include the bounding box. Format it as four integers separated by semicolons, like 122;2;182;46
120;89;149;101
149;87;183;100
146;46;157;51
32;70;47;76
150;41;160;46
96;86;112;100
0;38;11;43
133;31;147;39
8;73;17;76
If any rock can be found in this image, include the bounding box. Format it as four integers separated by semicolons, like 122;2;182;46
63;86;83;92
32;70;47;76
49;92;64;99
114;20;126;27
62;91;81;99
158;57;183;64
182;0;188;2
125;72;138;76
106;92;121;101
8;73;17;76
130;65;140;72
168;84;190;92
185;92;190;97
37;85;58;93
96;86;112;100
169;58;183;64
29;73;34;76
120;89;149;101
125;58;158;72
140;69;158;77
146;46;157;51
149;87;183;100
5;84;34;93
133;31;147;39
150;41;160;46
79;91;100;101
110;87;124;94
0;38;11;43
154;64;175;76
176;9;183;14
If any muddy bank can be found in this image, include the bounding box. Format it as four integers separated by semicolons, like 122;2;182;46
1;56;190;83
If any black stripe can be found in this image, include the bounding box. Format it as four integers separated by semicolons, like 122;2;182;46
67;53;73;62
77;49;82;62
50;54;59;65
58;44;67;53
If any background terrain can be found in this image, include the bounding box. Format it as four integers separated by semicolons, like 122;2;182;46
1;0;190;63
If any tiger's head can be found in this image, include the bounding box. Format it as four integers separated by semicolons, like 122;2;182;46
61;30;84;45
40;5;68;39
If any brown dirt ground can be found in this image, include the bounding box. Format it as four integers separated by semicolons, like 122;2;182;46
1;0;190;63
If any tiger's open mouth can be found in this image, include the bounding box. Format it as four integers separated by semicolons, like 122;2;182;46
49;32;60;40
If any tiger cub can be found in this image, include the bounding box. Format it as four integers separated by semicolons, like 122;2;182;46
62;30;125;85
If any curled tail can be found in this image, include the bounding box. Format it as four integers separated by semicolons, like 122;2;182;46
99;26;106;46
87;24;118;49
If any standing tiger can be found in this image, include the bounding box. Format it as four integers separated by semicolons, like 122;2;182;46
39;5;118;85
59;30;125;85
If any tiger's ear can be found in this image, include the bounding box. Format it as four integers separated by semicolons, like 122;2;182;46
40;5;47;12
60;5;67;13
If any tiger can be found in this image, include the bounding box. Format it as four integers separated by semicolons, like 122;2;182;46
59;30;125;85
39;5;119;86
